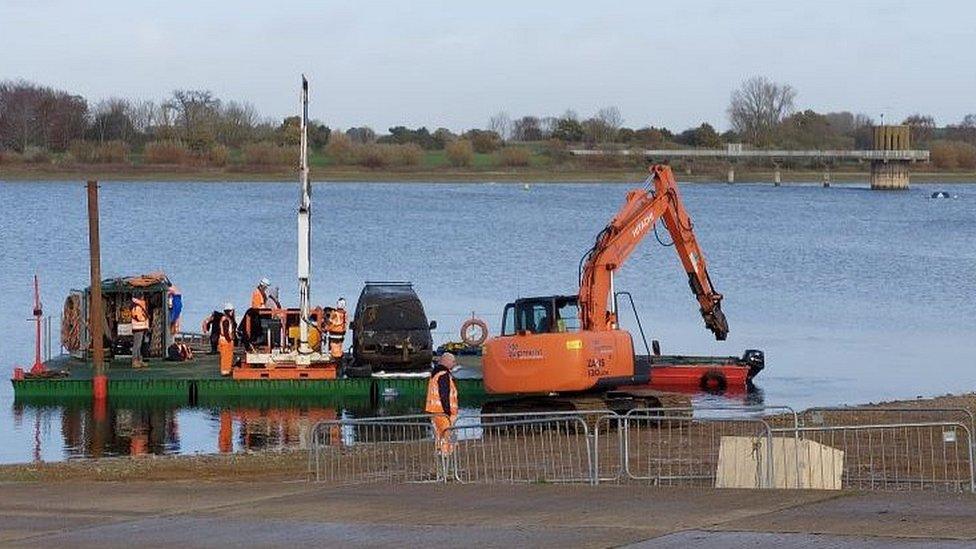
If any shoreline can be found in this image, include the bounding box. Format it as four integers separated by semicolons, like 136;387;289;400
2;391;973;481
3;165;976;183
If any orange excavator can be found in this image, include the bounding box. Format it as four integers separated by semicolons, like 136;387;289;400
482;164;762;410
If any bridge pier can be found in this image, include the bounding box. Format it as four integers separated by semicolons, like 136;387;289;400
822;168;831;188
871;161;911;190
773;166;781;186
870;125;911;190
727;166;735;184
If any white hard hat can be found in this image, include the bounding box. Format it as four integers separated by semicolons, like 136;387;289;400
337;297;346;308
223;302;235;311
259;278;271;287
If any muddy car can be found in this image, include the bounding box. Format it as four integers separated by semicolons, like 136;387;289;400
348;282;436;376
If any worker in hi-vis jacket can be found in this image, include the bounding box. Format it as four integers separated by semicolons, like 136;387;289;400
425;353;459;455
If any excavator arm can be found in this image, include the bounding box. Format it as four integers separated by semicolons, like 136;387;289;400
578;164;729;340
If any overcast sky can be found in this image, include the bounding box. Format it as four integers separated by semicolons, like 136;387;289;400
2;0;973;132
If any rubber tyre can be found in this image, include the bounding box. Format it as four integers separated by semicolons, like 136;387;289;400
699;370;727;394
344;361;373;379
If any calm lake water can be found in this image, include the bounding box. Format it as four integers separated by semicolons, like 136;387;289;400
1;179;974;463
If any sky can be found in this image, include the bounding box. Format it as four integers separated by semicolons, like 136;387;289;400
1;0;973;132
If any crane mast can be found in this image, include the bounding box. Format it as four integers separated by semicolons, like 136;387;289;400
297;75;311;354
578;164;728;340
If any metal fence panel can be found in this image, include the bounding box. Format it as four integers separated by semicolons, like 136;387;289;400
801;407;976;442
593;415;626;483
447;417;592;484
772;422;974;492
622;413;773;488
309;419;440;484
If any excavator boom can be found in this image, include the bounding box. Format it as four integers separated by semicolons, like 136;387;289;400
578;164;728;339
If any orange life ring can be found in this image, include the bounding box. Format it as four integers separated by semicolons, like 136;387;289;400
699;370;727;393
460;317;489;347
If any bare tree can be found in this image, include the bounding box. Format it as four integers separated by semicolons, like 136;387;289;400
727;76;796;146
582;118;606;145
596;106;622;143
129;100;157;134
166;89;220;146
0;80;87;152
216;100;259;146
89;98;134;143
511;116;542;141
346;126;376;144
488;111;511;142
540;116;559;138
902;114;936;145
853;113;874;129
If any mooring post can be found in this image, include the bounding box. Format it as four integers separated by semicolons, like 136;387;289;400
87;180;107;402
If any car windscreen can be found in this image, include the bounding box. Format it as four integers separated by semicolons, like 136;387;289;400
360;297;428;331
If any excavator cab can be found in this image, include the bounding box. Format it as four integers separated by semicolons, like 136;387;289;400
502;296;581;335
484;295;640;395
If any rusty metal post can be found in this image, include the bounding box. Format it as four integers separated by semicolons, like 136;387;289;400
87;180;108;401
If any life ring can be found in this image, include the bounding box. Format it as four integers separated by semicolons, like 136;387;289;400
699;370;727;393
460;317;489;347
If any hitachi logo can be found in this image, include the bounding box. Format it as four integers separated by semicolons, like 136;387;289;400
631;214;654;239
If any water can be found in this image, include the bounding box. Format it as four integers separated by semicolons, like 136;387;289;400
1;179;974;463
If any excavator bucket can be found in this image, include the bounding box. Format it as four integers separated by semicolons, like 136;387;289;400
704;302;729;341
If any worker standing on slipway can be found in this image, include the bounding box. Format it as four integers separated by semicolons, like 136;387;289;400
218;302;237;376
131;295;150;369
425;353;459;455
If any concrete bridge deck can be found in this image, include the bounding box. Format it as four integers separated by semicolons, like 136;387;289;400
571;145;929;188
570;148;930;161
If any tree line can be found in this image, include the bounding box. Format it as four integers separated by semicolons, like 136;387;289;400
1;76;974;169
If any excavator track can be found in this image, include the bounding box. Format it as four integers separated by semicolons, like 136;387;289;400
481;390;692;417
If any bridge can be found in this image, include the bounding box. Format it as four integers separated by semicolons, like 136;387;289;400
570;126;929;189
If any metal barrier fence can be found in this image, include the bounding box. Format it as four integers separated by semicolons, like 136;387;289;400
772;422;975;492
447;416;592;484
801;407;976;442
307;406;976;492
308;417;441;484
619;411;774;488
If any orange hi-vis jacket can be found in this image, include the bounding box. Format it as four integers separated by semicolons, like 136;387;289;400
251;288;266;308
327;308;347;335
425;367;458;416
131;299;149;331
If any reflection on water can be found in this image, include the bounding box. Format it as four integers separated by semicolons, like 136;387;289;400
12;402;349;459
11;386;763;460
14;402;180;459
